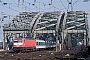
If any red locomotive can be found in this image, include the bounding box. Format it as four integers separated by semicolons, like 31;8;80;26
12;38;36;50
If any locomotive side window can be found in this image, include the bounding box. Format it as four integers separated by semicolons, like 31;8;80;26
14;40;22;43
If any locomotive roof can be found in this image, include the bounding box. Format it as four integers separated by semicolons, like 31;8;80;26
13;37;45;42
13;37;35;40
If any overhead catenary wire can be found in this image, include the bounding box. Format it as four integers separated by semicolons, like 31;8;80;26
1;0;88;14
0;0;74;13
67;0;70;11
73;0;79;6
0;1;32;12
0;1;20;24
59;0;68;11
51;4;66;11
22;0;68;12
0;2;20;13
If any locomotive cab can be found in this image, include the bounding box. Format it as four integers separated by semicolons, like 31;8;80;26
13;39;23;47
12;38;36;51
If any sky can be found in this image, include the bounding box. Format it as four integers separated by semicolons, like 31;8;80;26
0;0;90;40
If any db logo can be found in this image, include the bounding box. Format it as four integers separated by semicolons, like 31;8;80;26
17;44;20;47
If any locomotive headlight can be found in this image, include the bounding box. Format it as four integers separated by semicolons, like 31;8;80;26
14;43;23;45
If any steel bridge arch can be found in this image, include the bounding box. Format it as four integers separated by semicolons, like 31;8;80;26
3;11;89;51
3;11;65;50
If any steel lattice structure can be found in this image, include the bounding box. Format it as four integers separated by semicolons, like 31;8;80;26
3;11;89;51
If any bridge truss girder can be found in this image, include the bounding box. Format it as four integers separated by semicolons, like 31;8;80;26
3;11;89;51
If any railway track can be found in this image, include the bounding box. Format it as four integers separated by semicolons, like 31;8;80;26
0;49;89;60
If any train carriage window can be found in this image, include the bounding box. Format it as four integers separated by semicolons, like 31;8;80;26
36;41;45;45
39;42;45;45
36;42;38;45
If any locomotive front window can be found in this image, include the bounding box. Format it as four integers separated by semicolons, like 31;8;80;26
14;40;22;43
